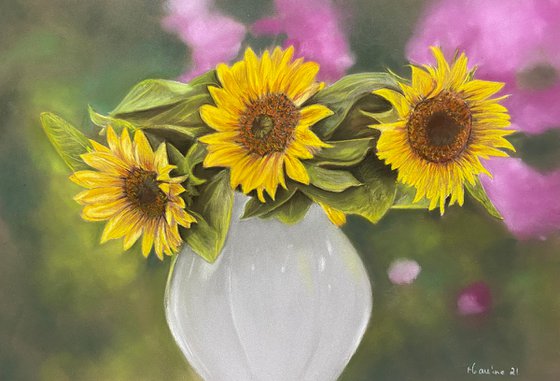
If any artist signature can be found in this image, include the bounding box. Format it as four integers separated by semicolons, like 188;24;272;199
466;363;519;376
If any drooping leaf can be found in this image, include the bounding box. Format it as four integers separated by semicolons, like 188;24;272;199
327;93;393;141
299;156;397;223
107;71;218;144
304;164;362;192
311;137;374;167
465;177;503;220
40;112;91;171
121;92;210;127
183;170;234;262
309;73;398;140
109;84;214;142
391;183;431;209
362;107;399;125
111;70;217;117
241;187;297;220
187;69;219;88
265;191;312;225
111;79;198;116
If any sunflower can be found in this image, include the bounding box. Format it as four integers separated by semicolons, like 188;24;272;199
69;127;196;259
371;46;515;213
198;46;333;202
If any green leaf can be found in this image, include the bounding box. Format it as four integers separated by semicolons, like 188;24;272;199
241;187;297;219
362;107;399;125
182;213;219;258
88;106;137;133
304;164;362;192
187;70;219;87
465;177;503;220
328;93;393;141
309;73;398;140
105;71;219;143
144;125;211;143
167;143;207;185
111;70;218;118
121;92;209;126
265;192;312;225
311;138;374;167
110;88;214;141
111;79;201;116
391;183;430;209
298;156;397;223
40;112;91;171
183;170;234;262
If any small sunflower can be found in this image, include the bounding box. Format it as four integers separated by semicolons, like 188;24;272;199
198;46;333;202
372;46;515;213
70;127;196;259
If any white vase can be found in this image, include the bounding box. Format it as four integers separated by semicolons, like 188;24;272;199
165;195;373;381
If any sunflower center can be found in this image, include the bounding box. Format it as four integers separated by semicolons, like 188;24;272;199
239;93;299;156
516;63;558;90
124;168;167;218
407;91;472;163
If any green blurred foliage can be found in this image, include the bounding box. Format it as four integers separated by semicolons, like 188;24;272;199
0;0;559;380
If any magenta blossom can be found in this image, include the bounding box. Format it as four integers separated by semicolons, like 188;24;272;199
162;0;246;81
457;282;492;316
481;158;560;240
407;0;560;135
387;259;421;285
252;0;355;82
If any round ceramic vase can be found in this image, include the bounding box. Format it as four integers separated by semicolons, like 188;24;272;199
165;196;372;381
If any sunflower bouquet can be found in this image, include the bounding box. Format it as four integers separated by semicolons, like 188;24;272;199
40;45;513;263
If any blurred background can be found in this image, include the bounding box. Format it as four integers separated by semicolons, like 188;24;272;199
1;0;559;380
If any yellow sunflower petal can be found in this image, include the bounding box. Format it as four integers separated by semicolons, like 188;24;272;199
123;221;144;250
284;156;310;184
299;104;334;128
430;46;451;81
203;144;246;168
100;208;143;243
448;52;469;89
80;151;129;175
70;171;121;188
373;89;410;117
74;187;123;204
154;143;169;170
410;65;435;97
319;203;347;227
133;129;156;170
141;220;156;258
286;61;321;102
200;104;239;131
82;199;128;221
90;140;111;153
460;79;504;101
119;128;135;163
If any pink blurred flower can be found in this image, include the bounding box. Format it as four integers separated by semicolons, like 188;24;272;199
387;259;421;285
252;0;355;82
457;282;492;316
162;0;246;81
481;158;560;240
407;0;560;135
